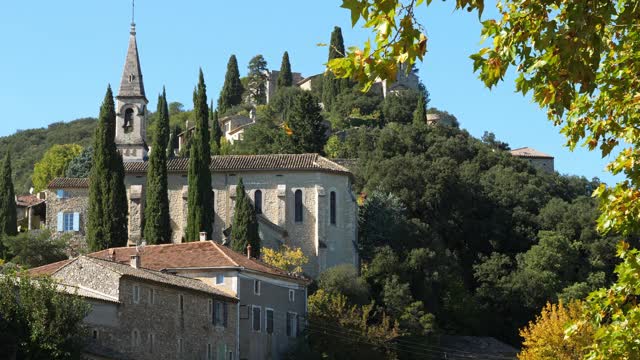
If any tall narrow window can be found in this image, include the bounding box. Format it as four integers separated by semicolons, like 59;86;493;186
294;190;303;222
132;285;140;304
179;294;184;314
266;309;274;334
286;312;298;337
252;306;261;332
330;191;337;225
124;108;134;133
148;333;155;354
254;190;262;214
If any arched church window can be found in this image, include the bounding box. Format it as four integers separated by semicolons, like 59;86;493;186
294;190;303;223
124;108;134;133
254;190;262;215
330;191;336;225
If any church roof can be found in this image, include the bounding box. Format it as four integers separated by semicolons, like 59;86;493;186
117;23;146;100
125;153;352;176
510;147;554;159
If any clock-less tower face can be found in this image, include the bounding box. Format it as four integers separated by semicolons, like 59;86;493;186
115;23;148;162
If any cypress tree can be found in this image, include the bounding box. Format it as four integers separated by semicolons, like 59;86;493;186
87;86;128;251
277;51;293;88
0;151;17;238
230;178;260;258
413;93;427;125
217;55;244;115
185;69;214;241
210;102;223;155
144;88;172;244
288;92;326;153
322;26;349;111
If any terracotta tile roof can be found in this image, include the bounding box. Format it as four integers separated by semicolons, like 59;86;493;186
30;256;236;301
47;178;89;189
124;153;352;176
16;194;45;207
89;241;309;284
510;147;554;159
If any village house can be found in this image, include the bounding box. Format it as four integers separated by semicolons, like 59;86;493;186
88;239;310;360
510;147;555;172
16;193;46;231
30;253;239;360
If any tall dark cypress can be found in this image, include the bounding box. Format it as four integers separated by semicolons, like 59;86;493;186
230;178;260;257
210;105;223;155
288;92;326;153
144;88;172;244
185;70;214;241
413;93;427;125
0;151;17;238
322;26;349;111
277;51;293;88
87;86;128;251
217;55;244;115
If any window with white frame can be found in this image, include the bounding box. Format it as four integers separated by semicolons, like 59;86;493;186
266;308;274;334
214;301;225;326
254;280;261;295
132;285;140;304
252;306;261;332
286;312;298;337
57;212;80;232
56;189;68;199
289;289;295;302
216;274;224;284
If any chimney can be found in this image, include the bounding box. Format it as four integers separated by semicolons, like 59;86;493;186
246;244;252;259
130;254;141;269
199;232;207;241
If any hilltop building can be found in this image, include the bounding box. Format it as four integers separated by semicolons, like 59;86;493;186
45;21;359;279
510;147;555;172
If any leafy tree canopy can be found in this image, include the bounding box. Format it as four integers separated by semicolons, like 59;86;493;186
32;144;82;191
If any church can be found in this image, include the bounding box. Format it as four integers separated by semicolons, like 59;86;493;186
45;22;358;278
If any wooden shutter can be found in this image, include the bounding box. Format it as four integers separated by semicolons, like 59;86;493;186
57;212;64;232
73;212;80;231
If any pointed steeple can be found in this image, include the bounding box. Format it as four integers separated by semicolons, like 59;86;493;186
118;22;146;100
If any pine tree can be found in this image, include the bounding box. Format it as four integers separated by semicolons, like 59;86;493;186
230;178;260;258
322;26;349;111
144;88;172;244
413;92;427;125
87;86;128;251
217;55;244;115
0;151;17;238
247;55;268;105
288;92;327;153
277;51;293;89
185;70;214;242
210;102;223;155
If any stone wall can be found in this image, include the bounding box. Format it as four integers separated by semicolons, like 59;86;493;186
46;188;89;253
54;258;238;360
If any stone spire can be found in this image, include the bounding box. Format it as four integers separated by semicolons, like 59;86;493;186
117;22;146;100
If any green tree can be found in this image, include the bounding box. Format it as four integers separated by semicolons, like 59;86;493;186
413;92;427;125
87;86;128;251
287;92;326;153
382;89;421;124
66;146;94;178
277;51;293;88
144;88;171;244
217;55;244;115
322;26;349;111
0;272;90;360
319;264;370;305
0;151;17;240
210;105;223;155
32;144;83;191
247;55;268;105
185;70;214;242
230;178;260;257
2;230;68;268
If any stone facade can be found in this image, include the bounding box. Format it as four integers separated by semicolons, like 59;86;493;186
40;256;238;360
46;188;90;252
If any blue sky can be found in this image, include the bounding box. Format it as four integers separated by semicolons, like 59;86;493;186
0;1;618;184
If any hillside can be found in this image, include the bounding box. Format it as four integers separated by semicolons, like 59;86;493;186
0;118;96;193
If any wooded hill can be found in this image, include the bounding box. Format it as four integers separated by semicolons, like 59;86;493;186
0;118;96;193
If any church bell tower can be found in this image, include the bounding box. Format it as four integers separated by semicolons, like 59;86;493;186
115;20;148;162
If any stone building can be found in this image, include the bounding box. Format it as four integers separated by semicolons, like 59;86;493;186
45;21;359;278
89;240;310;360
30;254;238;360
264;69;304;104
510;147;555;172
16;193;46;231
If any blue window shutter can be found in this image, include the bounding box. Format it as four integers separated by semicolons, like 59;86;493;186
57;212;64;232
57;190;64;198
73;212;80;231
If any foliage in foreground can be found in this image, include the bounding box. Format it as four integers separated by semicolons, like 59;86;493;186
518;301;593;360
2;230;69;269
0;272;90;359
262;245;308;274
